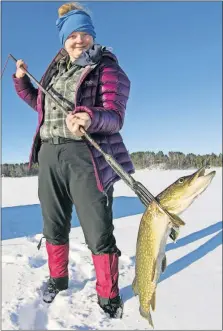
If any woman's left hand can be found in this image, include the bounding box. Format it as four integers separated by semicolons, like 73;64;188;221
66;112;92;137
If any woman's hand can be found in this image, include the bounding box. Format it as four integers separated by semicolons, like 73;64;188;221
66;112;92;136
15;59;28;79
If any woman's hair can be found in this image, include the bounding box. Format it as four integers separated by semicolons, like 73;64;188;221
58;2;89;17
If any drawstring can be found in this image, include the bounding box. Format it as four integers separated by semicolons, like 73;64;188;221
37;236;45;250
103;191;109;207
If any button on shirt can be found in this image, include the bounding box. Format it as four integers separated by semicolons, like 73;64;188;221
40;57;86;141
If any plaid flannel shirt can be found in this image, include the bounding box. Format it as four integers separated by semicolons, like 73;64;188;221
40;57;85;141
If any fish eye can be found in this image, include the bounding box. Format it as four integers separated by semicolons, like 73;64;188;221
178;177;184;184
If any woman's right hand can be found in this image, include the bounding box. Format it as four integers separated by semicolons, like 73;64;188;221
15;59;28;78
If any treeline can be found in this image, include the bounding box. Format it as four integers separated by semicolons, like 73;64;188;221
1;151;222;177
130;151;222;170
1;163;39;177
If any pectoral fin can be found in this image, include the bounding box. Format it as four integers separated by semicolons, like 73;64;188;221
132;277;139;296
162;255;167;272
151;259;157;282
151;291;156;311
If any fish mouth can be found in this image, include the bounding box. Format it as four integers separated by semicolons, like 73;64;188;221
174;166;216;215
197;167;206;177
190;165;216;183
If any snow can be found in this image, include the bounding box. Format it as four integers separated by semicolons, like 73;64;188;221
2;168;222;330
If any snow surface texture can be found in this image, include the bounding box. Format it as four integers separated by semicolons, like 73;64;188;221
2;168;222;330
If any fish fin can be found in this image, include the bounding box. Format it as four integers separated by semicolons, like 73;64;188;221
151;261;157;282
132;277;139;296
151;291;156;311
169;213;185;227
162;255;167;272
151;259;157;282
139;306;154;329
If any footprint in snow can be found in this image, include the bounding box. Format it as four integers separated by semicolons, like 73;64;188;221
10;312;19;325
11;297;49;330
59;276;95;300
28;256;47;269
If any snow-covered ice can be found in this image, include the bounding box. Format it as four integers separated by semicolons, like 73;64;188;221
1;168;222;330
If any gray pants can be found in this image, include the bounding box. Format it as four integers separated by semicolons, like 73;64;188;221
38;139;118;255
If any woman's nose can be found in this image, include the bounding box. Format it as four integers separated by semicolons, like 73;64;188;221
76;34;84;43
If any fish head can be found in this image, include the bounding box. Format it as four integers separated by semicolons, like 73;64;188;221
157;166;216;215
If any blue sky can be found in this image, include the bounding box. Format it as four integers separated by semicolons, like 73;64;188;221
1;1;222;163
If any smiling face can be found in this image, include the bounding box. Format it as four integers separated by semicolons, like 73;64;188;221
64;31;94;61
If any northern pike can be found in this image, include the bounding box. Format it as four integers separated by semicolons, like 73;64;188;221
132;166;216;328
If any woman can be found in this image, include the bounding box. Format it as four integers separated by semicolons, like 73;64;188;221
13;2;134;318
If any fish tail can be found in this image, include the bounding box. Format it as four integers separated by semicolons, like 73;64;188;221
139;306;154;329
